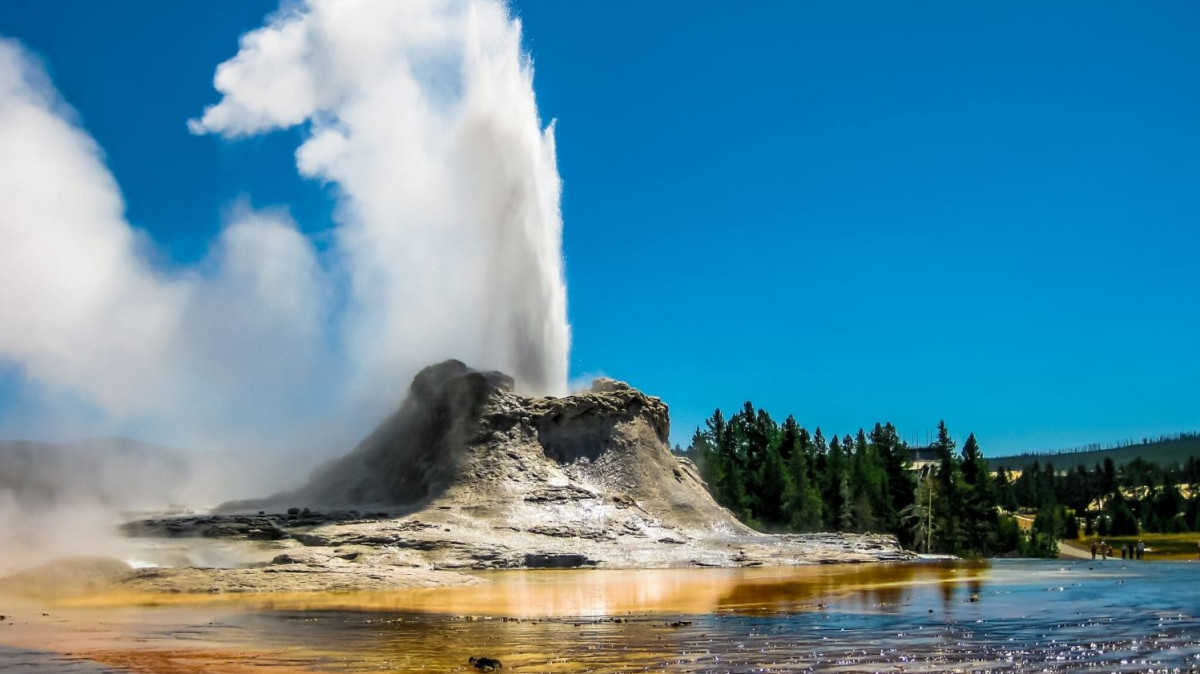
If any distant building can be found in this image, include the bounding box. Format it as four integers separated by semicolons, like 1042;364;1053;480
909;446;940;471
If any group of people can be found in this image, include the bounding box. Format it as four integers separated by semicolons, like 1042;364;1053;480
1090;539;1146;560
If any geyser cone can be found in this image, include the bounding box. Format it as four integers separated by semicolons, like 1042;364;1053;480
121;361;911;591
238;360;748;537
297;360;516;507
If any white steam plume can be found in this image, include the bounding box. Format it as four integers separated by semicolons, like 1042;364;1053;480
0;0;570;457
191;0;570;403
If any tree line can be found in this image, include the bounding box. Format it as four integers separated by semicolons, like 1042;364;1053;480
681;404;1200;558
998;431;1199;460
996;456;1200;536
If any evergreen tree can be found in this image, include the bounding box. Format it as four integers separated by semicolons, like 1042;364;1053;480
932;420;962;553
996;514;1022;553
849;428;886;533
695;410;725;501
708;409;749;518
837;471;855;531
781;416;822;530
813;427;828;460
797;426;814;478
1061;465;1091;515
824;433;846;529
732;403;762;516
1024;504;1066;557
757;440;788;527
1149;480;1186;533
871;423;911;536
688;407;1200;555
1102;457;1117;494
1104;489;1139;536
994;467;1018;511
776;415;801;467
959;433;998;555
1041;462;1059;507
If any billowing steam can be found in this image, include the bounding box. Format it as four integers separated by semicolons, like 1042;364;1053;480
0;0;570;456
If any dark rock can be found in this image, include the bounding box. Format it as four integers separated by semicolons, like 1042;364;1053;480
523;553;594;569
291;532;331;546
468;656;503;671
523;485;596;503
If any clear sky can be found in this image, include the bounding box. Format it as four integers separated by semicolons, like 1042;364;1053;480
0;1;1196;456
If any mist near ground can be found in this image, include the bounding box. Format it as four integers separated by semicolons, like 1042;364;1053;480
0;0;570;569
0;437;309;573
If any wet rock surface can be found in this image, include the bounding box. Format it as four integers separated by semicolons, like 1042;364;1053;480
112;360;914;594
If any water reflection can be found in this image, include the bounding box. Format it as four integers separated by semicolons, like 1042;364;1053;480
94;561;987;617
219;561;1200;672
7;560;1200;673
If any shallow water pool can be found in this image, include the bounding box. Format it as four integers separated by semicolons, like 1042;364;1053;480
3;559;1199;672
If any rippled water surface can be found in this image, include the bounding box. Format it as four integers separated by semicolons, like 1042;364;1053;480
4;560;1200;672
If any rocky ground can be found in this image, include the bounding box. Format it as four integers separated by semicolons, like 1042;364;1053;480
12;361;916;597
114;510;910;594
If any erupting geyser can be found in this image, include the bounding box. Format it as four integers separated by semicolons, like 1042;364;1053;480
191;0;573;398
0;0;570;455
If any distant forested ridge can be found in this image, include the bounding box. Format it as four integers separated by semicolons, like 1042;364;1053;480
679;406;1200;558
0;437;190;509
987;433;1200;471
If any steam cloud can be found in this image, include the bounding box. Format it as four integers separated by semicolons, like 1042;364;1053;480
0;0;570;454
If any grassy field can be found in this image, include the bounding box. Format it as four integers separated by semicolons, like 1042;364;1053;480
1062;533;1200;561
989;434;1200;471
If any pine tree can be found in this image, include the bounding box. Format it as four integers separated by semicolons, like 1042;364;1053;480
841;433;859;531
1102;457;1117;495
849;429;885;532
933;420;962;553
757;441;788;527
781;417;822;530
959;433;998;555
1041;461;1059;507
704;409;750;518
838;472;855;531
695;410;726;502
824;433;846;530
871;422;911;536
994;467;1018;512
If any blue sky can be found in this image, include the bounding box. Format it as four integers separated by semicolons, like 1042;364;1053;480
0;1;1196;455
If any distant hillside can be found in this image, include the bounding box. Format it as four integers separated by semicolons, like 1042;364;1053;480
0;436;190;510
987;433;1200;471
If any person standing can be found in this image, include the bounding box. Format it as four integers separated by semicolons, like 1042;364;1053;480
1137;540;1145;560
1091;541;1097;560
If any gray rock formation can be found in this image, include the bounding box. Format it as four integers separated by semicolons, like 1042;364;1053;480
114;360;913;593
224;359;755;538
